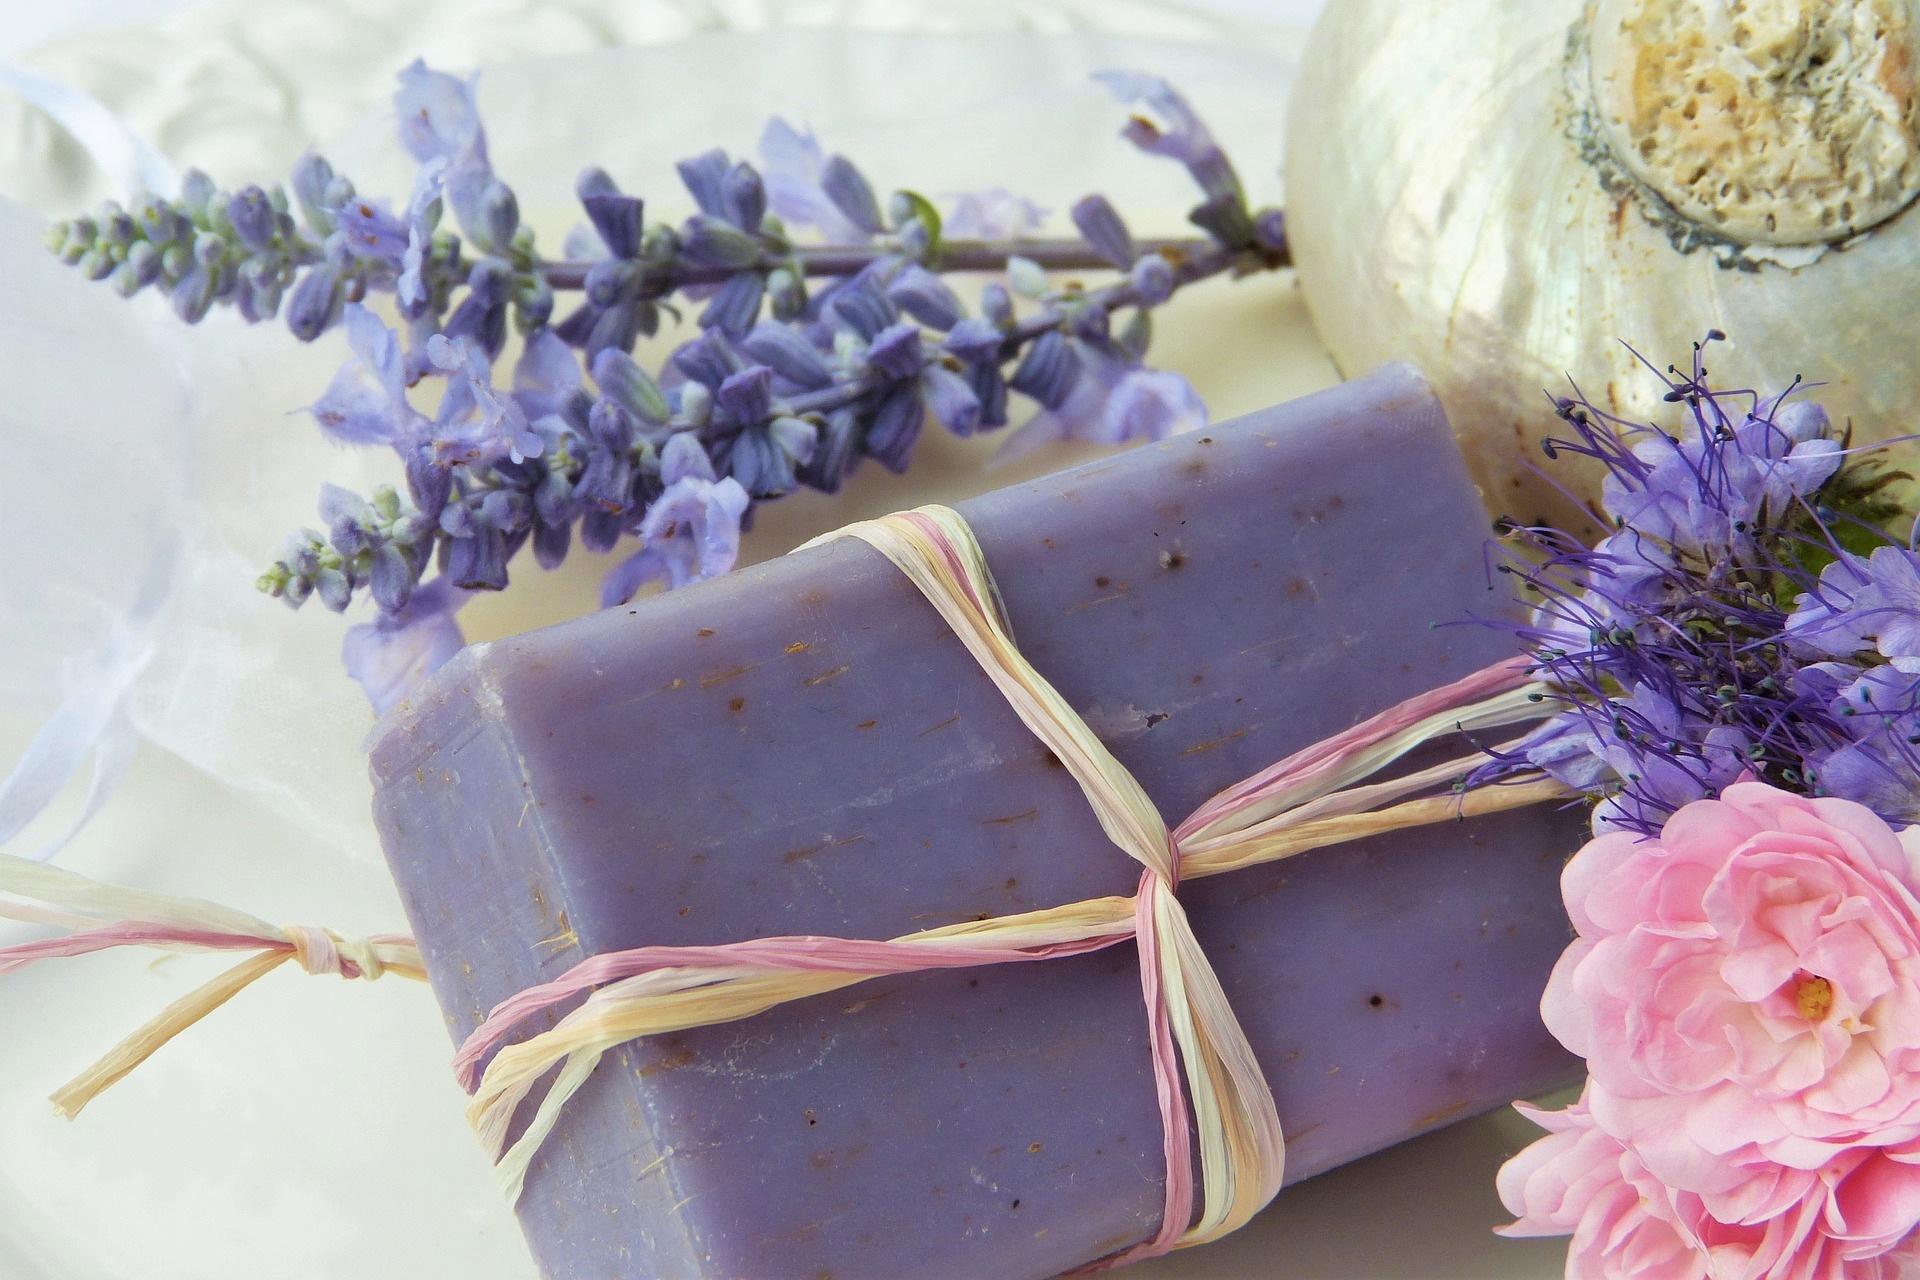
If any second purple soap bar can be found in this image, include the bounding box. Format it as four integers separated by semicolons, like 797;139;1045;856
370;364;1581;1279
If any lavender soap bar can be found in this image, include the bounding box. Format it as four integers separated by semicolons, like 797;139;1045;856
370;363;1581;1279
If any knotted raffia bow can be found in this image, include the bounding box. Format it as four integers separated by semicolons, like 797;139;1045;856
0;853;422;1116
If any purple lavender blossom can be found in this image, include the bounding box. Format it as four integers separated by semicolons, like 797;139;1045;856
340;579;469;715
394;60;495;249
884;265;962;331
832;286;983;469
334;196;409;266
308;304;424;447
600;435;750;605
995;338;1204;464
553;168;658;360
442;257;515;359
1104;368;1206;441
427;333;542;464
943;189;1047;240
283;263;343;340
757;119;876;244
1070;195;1134;269
511;327;588;422
1095;71;1241;209
319;484;414;611
575;169;643;260
397;157;447;316
394;61;484;166
1129;254;1176;305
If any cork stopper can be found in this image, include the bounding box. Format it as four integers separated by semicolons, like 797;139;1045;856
1587;0;1920;245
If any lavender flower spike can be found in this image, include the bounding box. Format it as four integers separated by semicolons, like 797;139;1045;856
34;62;1290;714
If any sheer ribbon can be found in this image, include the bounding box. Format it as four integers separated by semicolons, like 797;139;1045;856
0;64;180;862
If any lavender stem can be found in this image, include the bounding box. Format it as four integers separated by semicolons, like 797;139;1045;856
1008;241;1245;344
773;239;1263;421
539;235;1265;290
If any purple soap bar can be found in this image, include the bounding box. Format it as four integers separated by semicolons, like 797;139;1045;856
370;363;1581;1280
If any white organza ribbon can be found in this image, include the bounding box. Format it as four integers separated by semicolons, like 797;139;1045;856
0;68;178;861
0;60;176;200
0;536;178;862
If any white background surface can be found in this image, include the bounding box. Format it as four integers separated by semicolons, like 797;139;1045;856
0;3;1570;1278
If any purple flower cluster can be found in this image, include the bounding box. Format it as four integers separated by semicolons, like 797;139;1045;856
1487;336;1918;833
56;62;1290;713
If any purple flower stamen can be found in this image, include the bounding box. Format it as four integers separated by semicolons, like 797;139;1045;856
1475;334;1918;830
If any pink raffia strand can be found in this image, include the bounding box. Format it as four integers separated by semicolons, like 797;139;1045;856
1096;870;1194;1271
1173;655;1543;859
449;909;1137;1092
0;853;424;1118
456;504;1574;1259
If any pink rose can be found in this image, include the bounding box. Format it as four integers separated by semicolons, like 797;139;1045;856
1547;785;1920;1187
1498;1091;1717;1280
1511;781;1920;1273
1498;1092;1920;1279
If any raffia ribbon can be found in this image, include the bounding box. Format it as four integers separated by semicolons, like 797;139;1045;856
0;503;1568;1268
0;854;423;1117
451;505;1568;1264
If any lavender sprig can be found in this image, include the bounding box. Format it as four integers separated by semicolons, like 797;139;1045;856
43;171;319;324
1477;334;1919;834
51;62;1286;712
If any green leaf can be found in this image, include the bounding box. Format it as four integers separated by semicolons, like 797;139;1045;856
891;188;943;261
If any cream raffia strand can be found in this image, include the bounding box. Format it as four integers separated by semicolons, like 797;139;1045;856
832;506;1277;1254
454;505;1571;1263
0;504;1571;1269
0;853;423;1117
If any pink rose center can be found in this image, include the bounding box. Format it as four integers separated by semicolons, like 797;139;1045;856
1793;973;1835;1023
